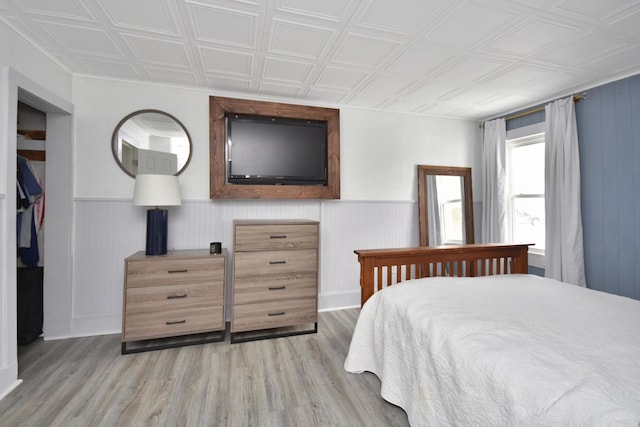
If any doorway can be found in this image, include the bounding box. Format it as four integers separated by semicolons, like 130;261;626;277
3;70;74;389
16;102;46;346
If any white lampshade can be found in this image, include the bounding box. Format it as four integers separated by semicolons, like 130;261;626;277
133;174;182;207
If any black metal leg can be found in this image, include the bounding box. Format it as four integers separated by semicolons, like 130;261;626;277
121;328;226;355
230;323;318;344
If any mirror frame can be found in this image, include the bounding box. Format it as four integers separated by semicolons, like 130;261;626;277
417;165;474;246
111;109;193;178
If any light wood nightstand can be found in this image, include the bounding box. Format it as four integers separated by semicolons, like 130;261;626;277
121;249;226;354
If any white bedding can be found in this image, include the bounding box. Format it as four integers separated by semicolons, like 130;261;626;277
344;274;640;426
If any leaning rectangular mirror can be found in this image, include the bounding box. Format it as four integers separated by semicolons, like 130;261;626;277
417;165;474;246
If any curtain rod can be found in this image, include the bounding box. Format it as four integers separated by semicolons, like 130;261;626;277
481;92;586;127
504;93;585;122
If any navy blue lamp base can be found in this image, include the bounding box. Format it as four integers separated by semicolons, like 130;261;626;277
146;208;168;256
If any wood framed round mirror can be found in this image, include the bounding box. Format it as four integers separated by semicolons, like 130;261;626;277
111;110;192;177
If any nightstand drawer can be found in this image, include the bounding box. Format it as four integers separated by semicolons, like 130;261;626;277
126;258;224;288
231;298;317;333
234;249;317;277
124;306;224;341
126;282;223;314
235;224;318;251
233;274;316;305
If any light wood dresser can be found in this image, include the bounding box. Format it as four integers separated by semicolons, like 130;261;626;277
121;249;226;354
231;219;319;343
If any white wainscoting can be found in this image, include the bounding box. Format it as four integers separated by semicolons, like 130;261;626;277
72;198;418;335
318;200;418;309
0;195;22;399
0;193;20;399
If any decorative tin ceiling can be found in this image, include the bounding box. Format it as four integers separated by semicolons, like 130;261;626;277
2;0;640;120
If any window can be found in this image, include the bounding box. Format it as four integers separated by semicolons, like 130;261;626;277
507;131;545;254
435;175;464;244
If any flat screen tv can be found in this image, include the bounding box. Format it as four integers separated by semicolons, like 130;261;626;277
225;113;328;186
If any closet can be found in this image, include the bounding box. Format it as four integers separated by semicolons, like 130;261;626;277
16;102;46;346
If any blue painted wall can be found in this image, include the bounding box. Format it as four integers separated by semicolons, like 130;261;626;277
576;74;640;300
503;74;640;300
506;109;545;131
528;266;544;277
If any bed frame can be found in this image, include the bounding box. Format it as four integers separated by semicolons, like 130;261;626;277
354;243;531;306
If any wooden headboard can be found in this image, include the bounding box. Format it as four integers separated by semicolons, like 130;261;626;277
354;243;530;307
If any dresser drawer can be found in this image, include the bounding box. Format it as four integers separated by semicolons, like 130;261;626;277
233;274;316;305
124;306;224;341
126;258;224;288
234;249;317;278
231;298;317;333
235;224;318;251
126;282;223;314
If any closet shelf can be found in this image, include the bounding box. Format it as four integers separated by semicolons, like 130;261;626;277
18;150;45;161
17;129;46;141
17;129;46;161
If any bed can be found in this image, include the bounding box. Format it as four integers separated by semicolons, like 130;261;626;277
345;244;640;426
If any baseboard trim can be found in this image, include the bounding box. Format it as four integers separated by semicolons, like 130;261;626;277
318;290;361;311
0;363;21;400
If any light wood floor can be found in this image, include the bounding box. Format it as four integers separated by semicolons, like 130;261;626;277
0;309;409;427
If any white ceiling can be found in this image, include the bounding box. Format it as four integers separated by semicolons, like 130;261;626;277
2;0;640;120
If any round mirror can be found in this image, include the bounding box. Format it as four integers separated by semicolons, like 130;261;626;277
111;109;192;177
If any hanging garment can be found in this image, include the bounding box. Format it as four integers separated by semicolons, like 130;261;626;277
16;156;43;266
17;156;42;202
18;213;39;267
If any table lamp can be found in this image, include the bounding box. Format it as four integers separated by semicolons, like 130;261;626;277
133;174;181;256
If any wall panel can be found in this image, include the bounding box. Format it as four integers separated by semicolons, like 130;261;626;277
577;74;640;300
632;77;640;301
72;199;417;332
505;109;545;130
578;85;606;295
319;201;417;308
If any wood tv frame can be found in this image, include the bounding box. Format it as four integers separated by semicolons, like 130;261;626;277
209;96;340;200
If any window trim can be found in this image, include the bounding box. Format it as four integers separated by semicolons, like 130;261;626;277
506;122;545;269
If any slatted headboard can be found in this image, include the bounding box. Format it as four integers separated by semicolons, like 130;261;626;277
354;243;530;307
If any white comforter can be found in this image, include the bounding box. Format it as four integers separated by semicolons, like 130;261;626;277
344;274;640;426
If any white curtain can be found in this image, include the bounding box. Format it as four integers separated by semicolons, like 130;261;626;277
544;97;586;286
481;118;507;243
